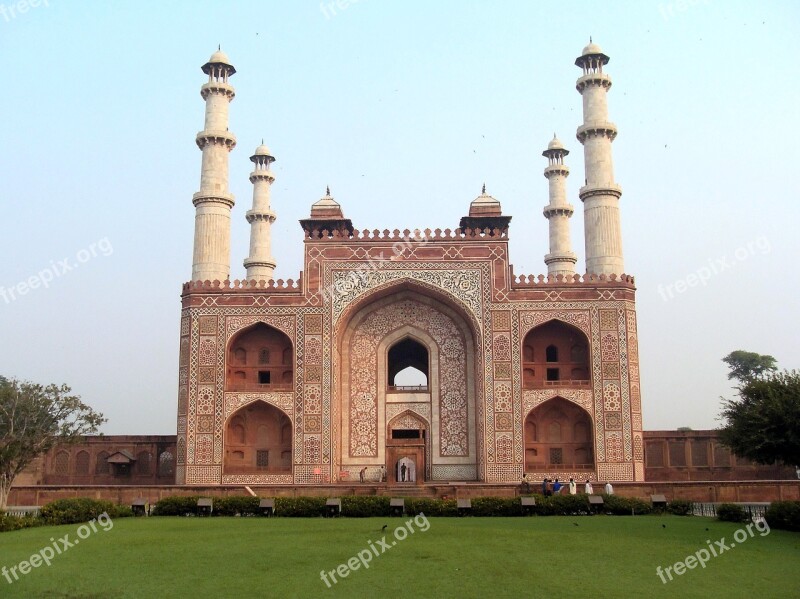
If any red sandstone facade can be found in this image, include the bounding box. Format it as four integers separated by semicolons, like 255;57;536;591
174;200;648;487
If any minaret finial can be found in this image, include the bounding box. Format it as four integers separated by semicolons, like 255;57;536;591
482;183;486;194
218;44;221;51
326;185;330;196
261;138;264;145
589;36;592;43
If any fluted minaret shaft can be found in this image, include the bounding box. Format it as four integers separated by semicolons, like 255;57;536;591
191;50;237;282
244;144;277;279
575;42;624;275
542;137;577;276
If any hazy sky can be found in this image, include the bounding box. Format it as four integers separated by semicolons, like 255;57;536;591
1;1;798;434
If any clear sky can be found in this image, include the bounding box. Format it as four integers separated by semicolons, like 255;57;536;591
1;0;798;434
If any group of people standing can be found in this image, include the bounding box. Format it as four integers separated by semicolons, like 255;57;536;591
521;474;614;497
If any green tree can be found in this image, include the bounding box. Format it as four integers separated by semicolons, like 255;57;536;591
722;350;777;383
0;378;105;510
718;370;800;466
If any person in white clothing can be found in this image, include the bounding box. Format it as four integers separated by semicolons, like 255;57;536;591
604;481;614;495
584;479;593;494
568;478;577;495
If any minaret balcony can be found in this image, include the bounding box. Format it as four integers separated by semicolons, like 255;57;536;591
543;205;575;218
192;191;235;208
196;130;237;150
249;171;276;183
200;81;235;100
578;184;622;202
544;164;570;178
575;72;612;93
576;122;617;143
245;210;277;224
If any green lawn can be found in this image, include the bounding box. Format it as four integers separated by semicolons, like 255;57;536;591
0;516;798;598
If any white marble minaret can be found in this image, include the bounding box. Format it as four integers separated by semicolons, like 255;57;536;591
575;40;624;275
191;49;237;282
243;142;277;279
542;135;577;276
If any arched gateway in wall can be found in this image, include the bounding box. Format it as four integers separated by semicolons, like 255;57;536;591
337;288;480;482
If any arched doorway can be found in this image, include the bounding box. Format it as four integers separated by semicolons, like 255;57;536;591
522;320;590;388
386;411;428;484
524;397;594;471
224;401;292;474
226;323;294;391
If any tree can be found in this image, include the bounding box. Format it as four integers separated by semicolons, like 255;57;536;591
722;350;777;383
718;370;800;466
0;378;105;510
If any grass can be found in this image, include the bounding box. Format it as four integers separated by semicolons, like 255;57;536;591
0;515;798;598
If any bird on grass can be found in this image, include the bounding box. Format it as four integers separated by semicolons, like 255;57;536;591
572;522;579;527
662;524;666;528
381;524;388;532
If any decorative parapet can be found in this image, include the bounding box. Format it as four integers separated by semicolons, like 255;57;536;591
510;270;635;288
303;227;508;241
182;275;303;293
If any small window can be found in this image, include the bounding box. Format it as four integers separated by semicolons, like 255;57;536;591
54;451;70;475
546;368;560;381
258;348;270;365
392;429;421;439
158;451;175;477
258;371;271;384
549;448;563;465
546;345;559;362
256;450;269;469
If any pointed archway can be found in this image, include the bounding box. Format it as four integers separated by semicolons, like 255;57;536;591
225;322;294;391
522;320;590;388
524;397;594;471
224;401;292;474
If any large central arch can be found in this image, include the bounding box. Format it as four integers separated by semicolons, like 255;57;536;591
336;286;481;482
